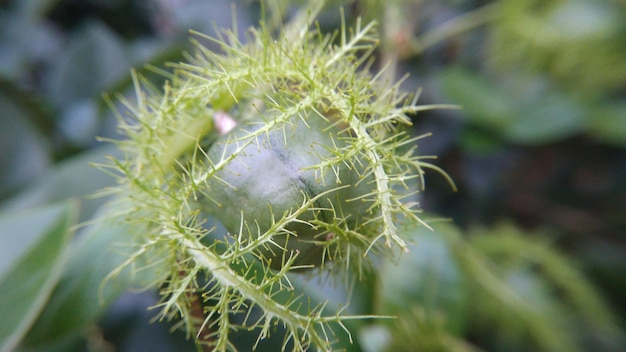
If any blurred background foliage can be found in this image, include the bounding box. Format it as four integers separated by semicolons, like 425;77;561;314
0;0;624;351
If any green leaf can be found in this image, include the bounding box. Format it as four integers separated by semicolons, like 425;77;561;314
504;91;585;144
589;102;626;146
0;201;78;352
439;67;516;131
0;146;121;223
45;20;129;108
458;223;620;352
378;221;468;335
0;82;51;200
20;209;164;351
14;0;62;19
458;128;503;154
440;68;587;145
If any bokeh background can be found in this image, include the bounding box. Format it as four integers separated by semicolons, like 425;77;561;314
1;0;624;351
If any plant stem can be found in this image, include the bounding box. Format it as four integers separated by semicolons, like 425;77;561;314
411;3;501;56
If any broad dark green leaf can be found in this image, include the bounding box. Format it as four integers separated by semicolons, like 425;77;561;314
378;221;468;335
440;67;590;145
19;211;163;352
439;67;516;131
0;146;121;223
504;91;585;144
45;20;129;108
0;85;51;201
0;201;78;352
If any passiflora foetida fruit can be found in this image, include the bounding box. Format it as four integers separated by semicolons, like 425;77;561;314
102;6;454;350
202;107;376;269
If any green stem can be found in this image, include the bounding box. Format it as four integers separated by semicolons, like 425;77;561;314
411;3;501;56
348;117;407;253
179;236;344;349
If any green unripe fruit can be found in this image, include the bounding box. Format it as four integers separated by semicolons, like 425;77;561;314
204;111;374;269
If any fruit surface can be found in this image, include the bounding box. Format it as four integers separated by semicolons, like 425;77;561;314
204;110;373;268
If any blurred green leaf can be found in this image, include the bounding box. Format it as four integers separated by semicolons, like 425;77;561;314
455;235;577;351
0;146;120;223
0;201;78;352
490;0;626;99
589;102;626;147
19;210;164;352
458;128;502;154
15;0;63;20
0;7;63;82
378;221;468;336
45;20;129;108
505;91;585;144
439;67;516;132
0;83;51;200
370;221;476;352
440;68;587;145
459;222;620;352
